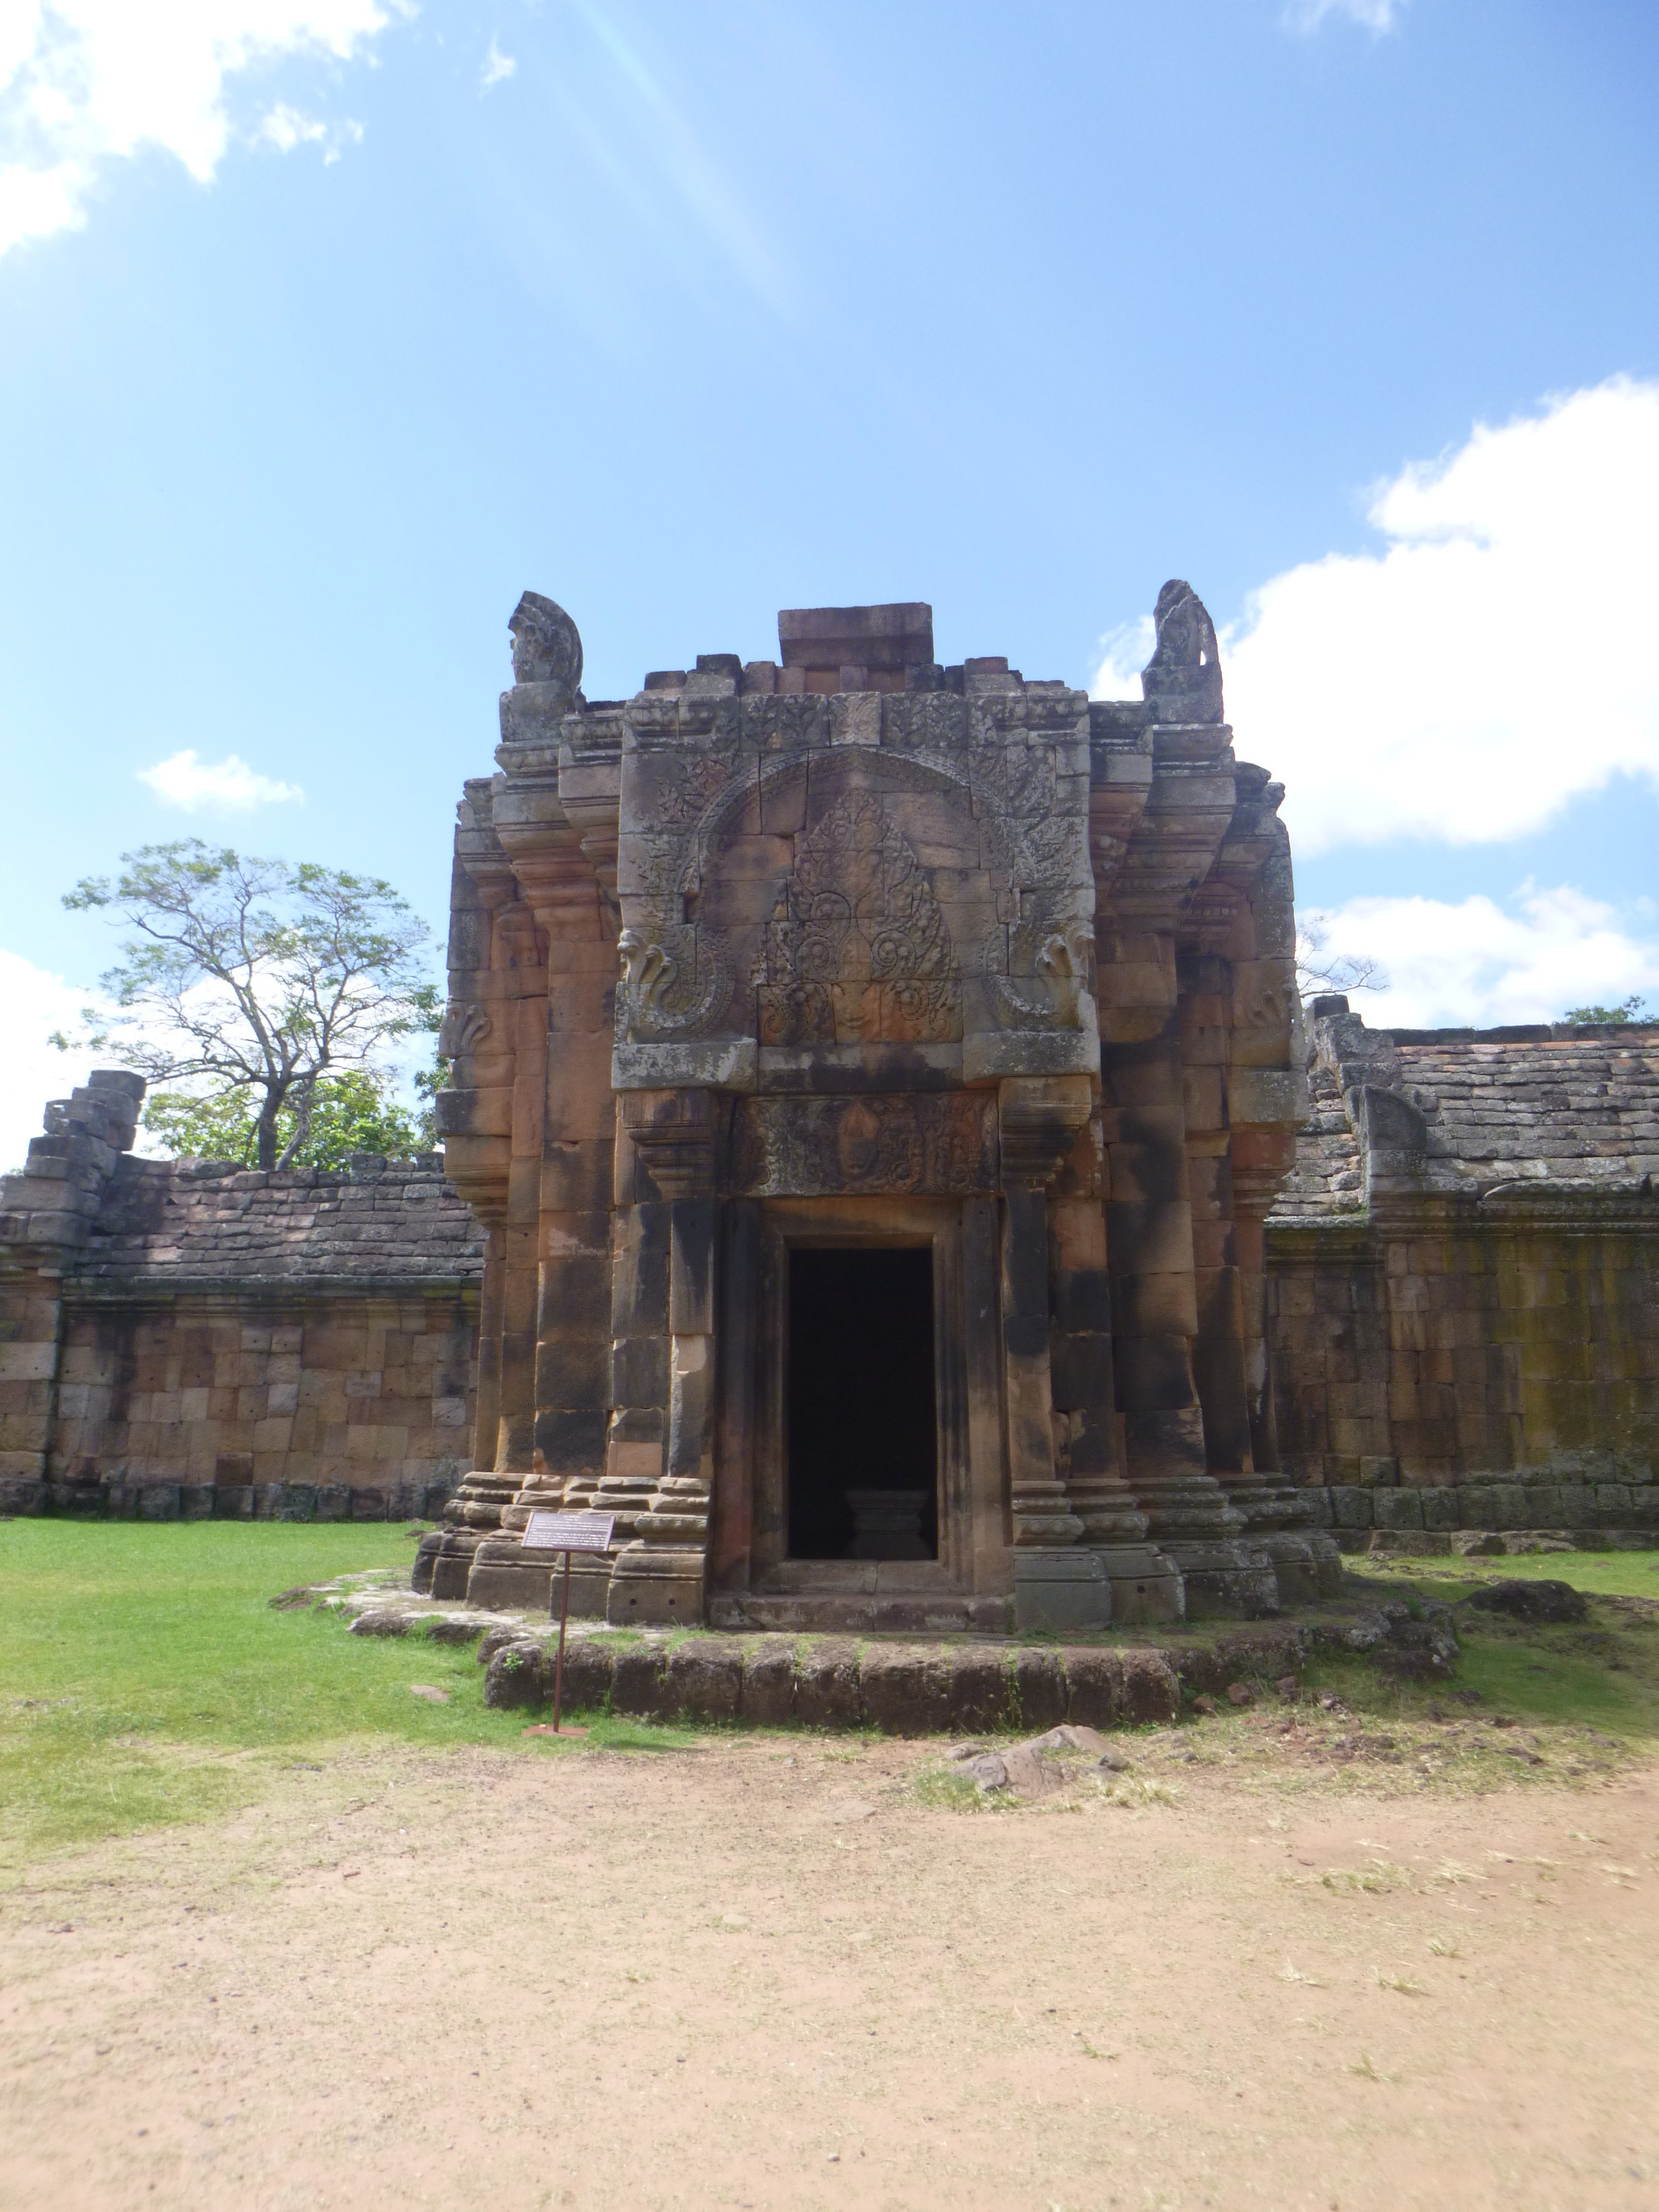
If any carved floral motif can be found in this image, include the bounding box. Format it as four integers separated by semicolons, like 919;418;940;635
728;1093;998;1196
756;793;961;1046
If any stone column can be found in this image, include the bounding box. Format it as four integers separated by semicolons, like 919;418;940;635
1102;977;1276;1616
431;817;525;1587
998;1076;1110;1630
468;1228;505;1481
607;1089;718;1625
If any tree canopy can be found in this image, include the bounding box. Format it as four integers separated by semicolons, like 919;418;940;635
141;1067;435;1170
1561;996;1647;1026
56;841;439;1171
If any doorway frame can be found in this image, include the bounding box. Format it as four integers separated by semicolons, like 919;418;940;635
710;1193;1010;1601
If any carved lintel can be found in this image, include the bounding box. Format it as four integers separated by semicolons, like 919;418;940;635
997;1076;1093;1190
728;1092;999;1197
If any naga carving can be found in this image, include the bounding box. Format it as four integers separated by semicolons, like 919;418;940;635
616;925;734;1042
436;1001;493;1058
1141;578;1224;724
990;922;1094;1033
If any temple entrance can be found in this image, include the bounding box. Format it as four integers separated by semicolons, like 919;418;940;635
786;1245;938;1561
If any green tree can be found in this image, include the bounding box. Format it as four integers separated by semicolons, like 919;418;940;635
142;1068;433;1169
1561;995;1647;1026
55;841;439;1171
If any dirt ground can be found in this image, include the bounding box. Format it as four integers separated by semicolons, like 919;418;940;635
1;1729;1656;2212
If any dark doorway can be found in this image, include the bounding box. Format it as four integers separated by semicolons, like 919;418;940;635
787;1245;937;1561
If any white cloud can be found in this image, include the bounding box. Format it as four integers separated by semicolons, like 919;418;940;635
257;102;362;163
1301;884;1659;1030
1282;0;1403;31
138;749;304;811
1095;378;1659;858
0;0;393;256
0;948;101;1172
480;38;516;92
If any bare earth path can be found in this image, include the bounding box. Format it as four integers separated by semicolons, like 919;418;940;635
1;1737;1656;2212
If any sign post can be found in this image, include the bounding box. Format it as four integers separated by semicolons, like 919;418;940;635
520;1510;615;1734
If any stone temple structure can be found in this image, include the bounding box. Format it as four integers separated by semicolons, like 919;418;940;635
426;585;1341;1630
5;597;1653;1567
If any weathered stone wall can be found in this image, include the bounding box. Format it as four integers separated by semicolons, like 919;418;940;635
1266;1002;1659;1505
0;1074;485;1520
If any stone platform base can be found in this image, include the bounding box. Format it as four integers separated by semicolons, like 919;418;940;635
708;1591;1014;1635
333;1561;1463;1734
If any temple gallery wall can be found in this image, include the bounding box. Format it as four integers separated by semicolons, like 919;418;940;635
2;592;1654;1615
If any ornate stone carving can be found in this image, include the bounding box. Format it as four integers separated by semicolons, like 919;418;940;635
508;592;582;696
617;927;734;1042
1141;579;1224;724
728;1094;998;1196
990;922;1095;1033
499;592;584;748
436;1001;492;1058
756;793;961;1046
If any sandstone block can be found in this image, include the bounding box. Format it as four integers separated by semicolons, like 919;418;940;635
1013;1648;1068;1730
1419;1487;1462;1531
1372;1488;1423;1531
483;1641;548;1709
793;1640;861;1728
1330;1487;1373;1528
861;1646;954;1736
349;1610;410;1638
611;1642;666;1717
556;1637;615;1715
411;1532;442;1594
421;1615;482;1645
739;1640;796;1724
944;1649;1012;1733
664;1639;742;1722
1063;1647;1123;1727
138;1483;181;1520
1118;1648;1180;1723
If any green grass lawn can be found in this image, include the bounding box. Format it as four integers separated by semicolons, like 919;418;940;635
3;1523;1656;1869
0;1521;683;1871
1361;1548;1659;1601
1345;1549;1659;1747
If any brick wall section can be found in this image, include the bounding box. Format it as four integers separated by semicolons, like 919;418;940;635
1266;1006;1659;1500
1;1078;485;1520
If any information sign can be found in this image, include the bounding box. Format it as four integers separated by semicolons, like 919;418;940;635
518;1511;616;1737
522;1510;615;1554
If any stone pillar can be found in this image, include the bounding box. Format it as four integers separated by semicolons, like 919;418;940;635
1102;982;1276;1616
607;1089;718;1625
999;1077;1110;1630
1044;1121;1182;1624
431;820;524;1588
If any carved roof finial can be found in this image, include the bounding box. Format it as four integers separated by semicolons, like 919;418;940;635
1141;578;1224;724
508;592;583;699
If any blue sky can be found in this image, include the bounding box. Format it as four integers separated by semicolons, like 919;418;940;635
2;0;1657;1162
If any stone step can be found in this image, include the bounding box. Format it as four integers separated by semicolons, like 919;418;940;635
708;1591;1014;1635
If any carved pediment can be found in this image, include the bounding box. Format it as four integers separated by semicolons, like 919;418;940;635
756;793;962;1046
